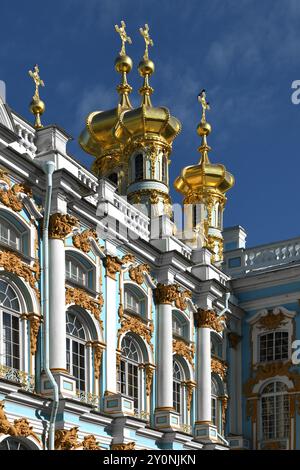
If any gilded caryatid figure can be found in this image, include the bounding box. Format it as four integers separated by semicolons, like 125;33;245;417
115;20;132;56
198;89;210;124
28;64;45;128
139;23;154;61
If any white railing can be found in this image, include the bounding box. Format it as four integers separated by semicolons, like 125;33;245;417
0;364;35;392
75;390;99;407
224;236;300;276
78;169;98;193
14;119;37;156
113;192;150;241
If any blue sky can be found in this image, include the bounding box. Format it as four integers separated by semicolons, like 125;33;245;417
1;0;300;247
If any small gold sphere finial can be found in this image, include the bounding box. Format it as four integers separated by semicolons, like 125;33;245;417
115;54;133;74
138;58;155;77
28;64;45;129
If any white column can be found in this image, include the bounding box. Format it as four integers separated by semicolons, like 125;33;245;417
196;325;211;422
49;238;66;370
104;255;122;394
156;286;174;409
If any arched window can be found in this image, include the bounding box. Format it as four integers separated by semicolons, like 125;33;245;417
0;216;28;253
211;333;223;359
66;311;86;393
65;254;93;289
259;331;288;362
124;287;145;316
172;312;188;340
173;359;183;414
261;381;290;441
118;335;141;411
211;377;224;434
134;154;144;181
0;280;21;370
161;155;167;184
0;437;33;450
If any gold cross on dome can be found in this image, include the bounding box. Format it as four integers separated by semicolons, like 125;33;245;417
198;89;210;123
115;20;132;56
139;24;153;60
28;64;44;100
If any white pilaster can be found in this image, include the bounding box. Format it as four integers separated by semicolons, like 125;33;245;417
105;274;118;394
49;238;66;370
157;303;173;409
197;326;211;423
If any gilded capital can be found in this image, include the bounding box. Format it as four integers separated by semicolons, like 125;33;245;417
154;283;178;305
49;213;79;240
194;308;226;332
111;442;136;451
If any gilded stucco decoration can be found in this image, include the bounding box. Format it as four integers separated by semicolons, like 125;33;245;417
48;213;79;240
105;255;123;280
0;402;40;443
93;342;106;380
173;339;194;366
194;308;226;333
55;427;81;450
118;315;154;350
211;357;228;380
0;250;40;299
174;285;192;311
244;361;300;397
28;313;41;356
129;263;150;285
228;332;242;350
111;442;136;450
145;363;155;396
65;287;104;325
256;310;287;330
184;381;196;412
154;283;178;305
72;228;99;253
0;170;33;212
82;434;101;450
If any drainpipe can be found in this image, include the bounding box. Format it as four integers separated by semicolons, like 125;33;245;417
218;291;231;317
41;161;58;450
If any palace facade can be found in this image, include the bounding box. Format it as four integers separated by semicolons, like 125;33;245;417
0;24;299;451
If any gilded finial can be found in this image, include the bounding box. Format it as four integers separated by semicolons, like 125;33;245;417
114;21;133;109
138;24;155;107
28;64;45;129
139;24;153;61
198;89;210;123
197;90;212;164
115;20;132;56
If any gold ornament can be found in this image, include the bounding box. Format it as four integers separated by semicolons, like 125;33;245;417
118;316;153;349
211;357;228;380
194;308;226;333
72;229;99;253
173;339;194;366
82;434;101;451
174;285;192;311
228;332;242;350
14;418;40;443
55;427;81;450
28;64;45;129
244;361;300;397
139;24;153;61
184;381;196;412
93;342;105;380
129;263;150;285
66;287;103;325
0;401;17;436
111;442;136;451
48;213;79;240
145;364;155;396
0;173;32;212
0;250;39;298
28;313;41;356
154;283;178;305
105;255;123;280
121;253;136;264
115;21;132;56
257;311;287;330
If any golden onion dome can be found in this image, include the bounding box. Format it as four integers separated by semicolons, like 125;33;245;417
174;90;234;199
